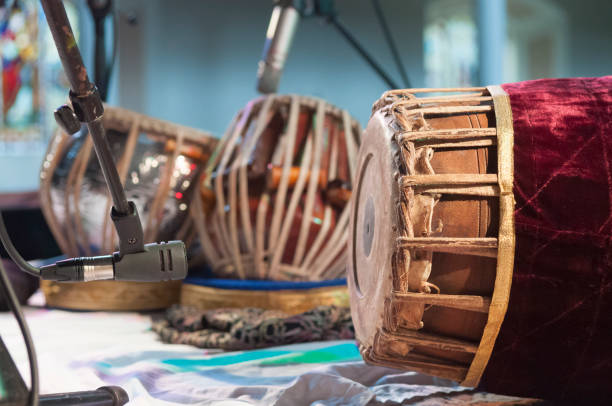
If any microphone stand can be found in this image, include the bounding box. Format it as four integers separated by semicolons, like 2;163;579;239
41;0;146;257
258;0;405;93
326;15;400;90
87;0;114;102
305;0;401;89
0;337;128;405
0;1;142;403
35;0;187;285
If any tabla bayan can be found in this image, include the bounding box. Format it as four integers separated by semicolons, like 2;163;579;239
39;106;217;310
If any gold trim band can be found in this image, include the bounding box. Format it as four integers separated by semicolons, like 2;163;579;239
180;283;349;316
462;85;516;387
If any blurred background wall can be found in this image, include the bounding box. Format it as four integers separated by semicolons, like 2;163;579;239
112;0;425;136
1;0;611;192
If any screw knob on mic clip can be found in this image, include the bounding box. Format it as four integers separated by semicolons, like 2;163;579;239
54;105;81;135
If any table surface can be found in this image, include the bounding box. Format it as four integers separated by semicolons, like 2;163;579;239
0;292;542;405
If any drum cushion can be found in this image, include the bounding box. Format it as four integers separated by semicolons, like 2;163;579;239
481;76;612;403
184;276;347;290
152;304;353;350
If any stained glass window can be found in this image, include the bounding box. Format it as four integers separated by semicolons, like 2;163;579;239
0;0;79;155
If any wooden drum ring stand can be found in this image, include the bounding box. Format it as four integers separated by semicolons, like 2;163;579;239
349;86;515;387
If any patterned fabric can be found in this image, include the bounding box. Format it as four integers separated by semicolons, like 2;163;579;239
151;305;354;350
479;77;612;405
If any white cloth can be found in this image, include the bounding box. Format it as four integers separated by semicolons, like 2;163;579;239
0;296;524;405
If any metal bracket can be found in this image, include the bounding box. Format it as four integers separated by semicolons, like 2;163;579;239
54;105;81;135
70;86;105;123
111;201;145;255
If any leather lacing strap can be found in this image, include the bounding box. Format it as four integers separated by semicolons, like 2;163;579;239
420;281;440;311
389;102;442;310
420;280;440;294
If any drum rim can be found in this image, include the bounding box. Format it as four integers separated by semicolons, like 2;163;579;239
348;109;398;350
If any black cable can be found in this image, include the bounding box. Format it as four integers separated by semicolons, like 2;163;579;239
88;0;114;101
327;16;400;89
371;0;411;88
0;212;40;277
0;256;39;406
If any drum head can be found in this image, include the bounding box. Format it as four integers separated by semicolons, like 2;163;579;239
348;110;397;350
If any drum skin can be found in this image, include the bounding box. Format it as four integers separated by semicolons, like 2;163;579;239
350;77;612;404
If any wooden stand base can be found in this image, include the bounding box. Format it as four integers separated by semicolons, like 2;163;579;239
41;280;181;311
180;283;349;315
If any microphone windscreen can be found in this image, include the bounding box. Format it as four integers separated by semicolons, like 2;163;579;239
256;5;300;94
114;241;187;282
257;61;282;94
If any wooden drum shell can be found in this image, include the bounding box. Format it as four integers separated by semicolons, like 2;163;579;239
195;95;361;282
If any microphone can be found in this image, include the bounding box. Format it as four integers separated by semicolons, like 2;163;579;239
256;3;300;94
39;241;187;282
38;1;190;288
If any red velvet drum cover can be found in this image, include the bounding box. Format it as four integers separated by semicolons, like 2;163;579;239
479;77;612;403
349;77;612;405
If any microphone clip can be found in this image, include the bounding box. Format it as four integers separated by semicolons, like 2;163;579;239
111;201;145;255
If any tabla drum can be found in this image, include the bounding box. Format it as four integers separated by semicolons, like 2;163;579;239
183;94;360;313
349;77;612;404
39;106;217;310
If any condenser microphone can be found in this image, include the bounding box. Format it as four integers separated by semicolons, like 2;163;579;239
256;3;300;94
39;241;187;282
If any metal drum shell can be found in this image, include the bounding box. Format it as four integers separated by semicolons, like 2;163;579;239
39;105;218;311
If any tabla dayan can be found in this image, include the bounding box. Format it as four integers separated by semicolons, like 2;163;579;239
348;77;612;404
39;106;217;310
182;94;361;314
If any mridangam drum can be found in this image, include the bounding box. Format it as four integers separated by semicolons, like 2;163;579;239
349;77;612;403
183;95;360;313
40;106;217;310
